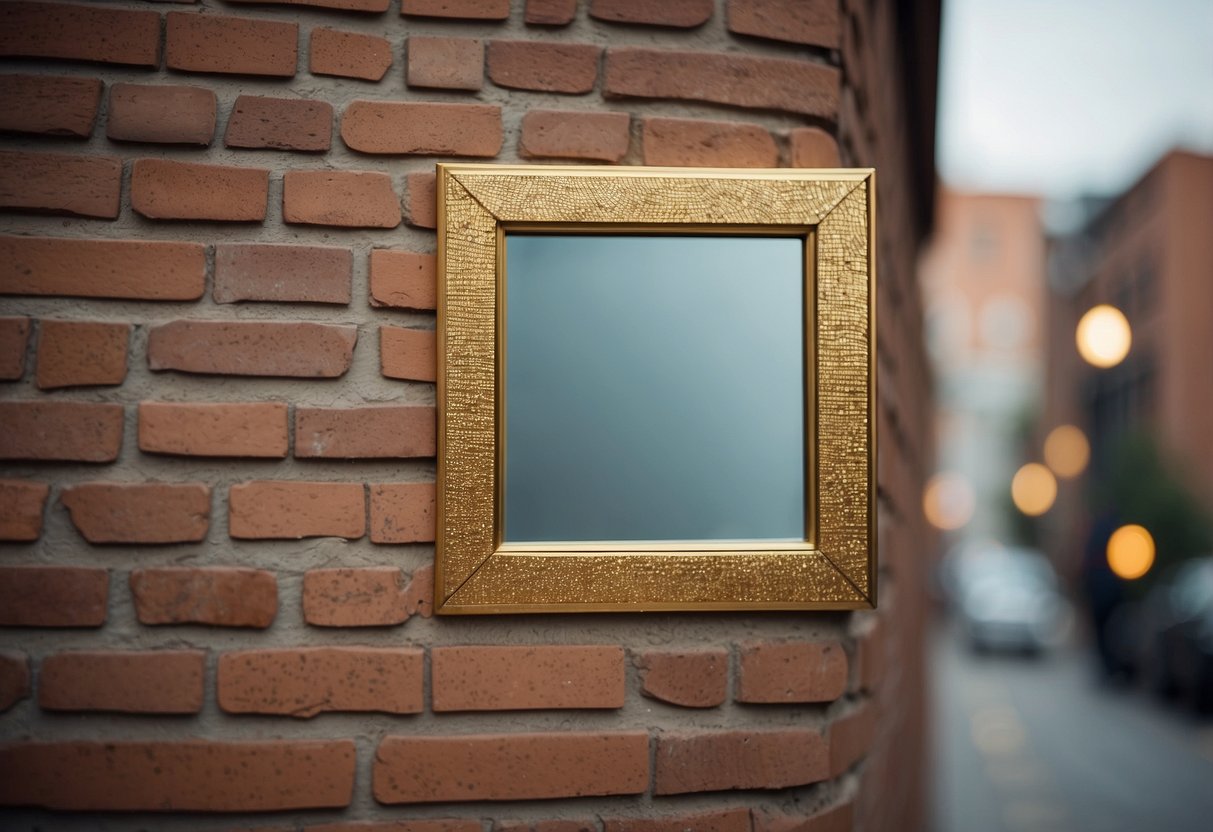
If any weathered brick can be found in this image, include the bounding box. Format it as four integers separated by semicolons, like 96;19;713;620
130;567;277;628
295;406;436;459
283;170;402;228
0;651;30;711
38;650;205;714
106;83;217;145
603;810;751;832
166;12;299;78
402;0;509;19
139;401;289;458
0;74;102;138
520;109;630;162
225;95;333;152
0;480;49;541
374;732;649;803
61;482;211;544
497;822;596;832
310;28;393;81
303;566;431;627
35;318;130;389
432;646;626;711
370;250;437;310
488;41;601;93
406;172;437;228
736;641;847;703
380;326;436;382
215;243;352;304
0;566;107;627
590;0;713;27
0;401;123;462
226;0;389;11
0;317;30;379
218;647;423;717
147;320;358;378
315;823;482;832
342;101;502;156
654;730;828;795
229;481;365;540
526;0;577;26
728;0;840;48
0;2;160;67
856;621;884;692
752;802;854;832
0;235;205;301
408;36;484;90
605;48;839;118
0;150;120;218
829;704;876;777
131;158;269;222
642;117;777;167
0;740;356;811
637;649;727;708
789;126;841;168
370;482;435;544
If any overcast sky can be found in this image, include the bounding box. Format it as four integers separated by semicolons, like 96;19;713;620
937;0;1213;198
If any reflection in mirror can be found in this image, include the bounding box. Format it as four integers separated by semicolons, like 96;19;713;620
503;234;806;543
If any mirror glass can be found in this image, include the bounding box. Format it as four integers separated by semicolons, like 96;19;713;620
503;234;806;543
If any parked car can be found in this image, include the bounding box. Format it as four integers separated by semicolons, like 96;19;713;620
1139;556;1213;710
954;546;1068;655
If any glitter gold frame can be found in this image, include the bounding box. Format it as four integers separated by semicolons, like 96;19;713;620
435;164;875;614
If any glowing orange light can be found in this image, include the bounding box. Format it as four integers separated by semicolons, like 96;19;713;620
1043;425;1090;479
923;473;976;531
1076;305;1131;368
1107;524;1155;580
1011;463;1056;516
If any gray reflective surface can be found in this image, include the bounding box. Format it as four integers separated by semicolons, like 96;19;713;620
503;234;805;543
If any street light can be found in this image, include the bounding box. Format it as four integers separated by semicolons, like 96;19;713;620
1106;524;1155;580
1044;425;1090;479
1075;304;1131;368
923;472;976;531
1011;463;1057;516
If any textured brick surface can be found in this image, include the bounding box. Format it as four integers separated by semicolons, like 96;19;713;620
405;172;437;228
0;74;102;138
227;0;389;10
0;2;160;67
642;117;777;167
526;0;577;25
310;28;393;81
218;647;423;717
131;159;269;221
61;482;211;544
148;320;358;378
0;150;120;218
0;740;356;811
829;705;877;777
39;650;205;714
369;482;435;544
214;243;352;304
0;651;30;712
107;83;217;145
167;12;299;77
790;126;842;167
654;730;829;795
752;802;854;832
303;566;431;627
342;101;503;156
432;646;626;711
130;568;278;628
225;95;333;152
590;0;713;27
295;406;436;459
488;41;601;93
0;235;205;301
0;480;49;541
637;649;728;708
283;170;402;228
403;0;509;19
408;36;484;90
0;566;107;627
35;319;130;389
370;250;437;309
139;401;289;458
602;810;751;832
737;641;848;703
0;317;31;380
229;480;366;539
497;821;596;832
374;732;649;803
0;401;123;462
728;0;839;48
380;326;436;382
520;110;630;162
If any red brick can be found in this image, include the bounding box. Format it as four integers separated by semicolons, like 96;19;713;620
310;28;393;81
603;810;750;832
370;482;435;544
408;36;484;90
0;401;122;462
131;158;268;222
226;0;389;10
131;567;277;628
295;406;436;459
488;41;601;93
728;0;839;48
166;12;298;78
225;95;333;152
0;651;30;711
380;326;436;382
637;649;727;708
856;621;884;692
0;2;160;67
0;317;30;379
107;83;217;145
590;0;712;27
215;243;352;304
0;480;48;541
0;740;355;811
829;704;877;776
303;566;431;627
148;319;358;378
374;732;649;803
39;650;205;714
0;235;205;301
432;646;625;712
789;126;841;167
402;0;509;19
229;480;365;540
752;802;854;832
654;729;828;795
605;48;839;118
526;0;576;25
497;823;595;832
406;172;437;228
0;566;107;627
310;824;481;832
283;170;402;228
341;100;502;156
0;74;102;138
219;647;423;717
61;482;210;544
370;250;437;309
35;318;130;389
642;117;777;167
737;641;847;703
0;150;120;218
520;109;629;162
139;401;288;458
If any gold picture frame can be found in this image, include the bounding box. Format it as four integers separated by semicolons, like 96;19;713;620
435;164;875;614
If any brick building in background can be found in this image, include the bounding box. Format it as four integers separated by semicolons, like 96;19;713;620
0;2;939;830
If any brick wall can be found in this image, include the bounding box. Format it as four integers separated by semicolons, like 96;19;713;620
0;1;937;829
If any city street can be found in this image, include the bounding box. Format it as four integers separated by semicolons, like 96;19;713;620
932;622;1213;832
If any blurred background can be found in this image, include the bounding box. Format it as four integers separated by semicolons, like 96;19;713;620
923;1;1213;830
